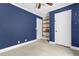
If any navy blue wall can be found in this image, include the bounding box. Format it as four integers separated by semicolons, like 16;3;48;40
49;3;79;47
0;3;42;49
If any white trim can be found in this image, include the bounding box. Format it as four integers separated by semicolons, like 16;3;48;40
0;39;38;53
10;3;41;17
49;41;56;44
70;46;79;51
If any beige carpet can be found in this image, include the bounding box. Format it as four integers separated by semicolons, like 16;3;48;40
0;39;79;56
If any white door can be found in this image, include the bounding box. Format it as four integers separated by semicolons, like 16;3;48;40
36;18;42;39
55;10;71;47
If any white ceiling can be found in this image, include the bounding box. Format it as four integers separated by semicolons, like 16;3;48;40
12;3;72;18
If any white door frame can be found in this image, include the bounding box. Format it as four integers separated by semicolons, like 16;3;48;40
36;18;42;40
55;10;71;47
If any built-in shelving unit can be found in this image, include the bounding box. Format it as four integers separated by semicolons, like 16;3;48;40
42;16;49;39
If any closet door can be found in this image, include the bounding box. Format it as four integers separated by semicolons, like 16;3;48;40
55;10;71;47
36;18;42;39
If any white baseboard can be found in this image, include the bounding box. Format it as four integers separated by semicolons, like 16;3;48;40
49;41;56;44
70;46;79;51
0;39;38;53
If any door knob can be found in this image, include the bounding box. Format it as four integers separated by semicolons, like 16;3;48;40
55;30;57;32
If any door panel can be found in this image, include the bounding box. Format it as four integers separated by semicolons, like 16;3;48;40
36;18;42;39
55;10;71;47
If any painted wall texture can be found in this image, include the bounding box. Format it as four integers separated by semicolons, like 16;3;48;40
49;3;79;47
0;3;42;49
